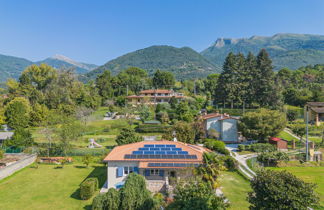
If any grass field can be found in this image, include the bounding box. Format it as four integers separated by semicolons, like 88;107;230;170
270;166;324;207
219;171;251;210
0;162;106;210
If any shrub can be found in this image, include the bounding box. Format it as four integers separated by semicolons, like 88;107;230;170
68;148;109;156
135;124;171;133
238;144;245;151
92;193;106;210
80;178;98;200
204;139;229;155
222;156;238;170
0;149;4;159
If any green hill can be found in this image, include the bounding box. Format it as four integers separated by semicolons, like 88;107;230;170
0;54;33;82
201;33;324;70
85;45;220;80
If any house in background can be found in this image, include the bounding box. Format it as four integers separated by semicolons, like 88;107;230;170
127;89;185;106
201;113;240;143
268;137;288;151
0;132;14;146
101;140;210;193
304;102;324;126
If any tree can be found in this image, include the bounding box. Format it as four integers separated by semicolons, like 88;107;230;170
163;121;195;144
215;52;238;108
152;70;175;89
176;101;194;122
119;173;152;210
167;178;228;210
286;109;299;122
238;109;287;141
291;124;306;142
115;128;143;145
30;103;49;126
138;105;151;122
255;49;281;108
5;97;31;129
195;152;226;189
56;120;83;156
95;70;114;101
5;128;34;147
92;188;120;210
82;154;92;168
248;169;319;210
244;52;258;106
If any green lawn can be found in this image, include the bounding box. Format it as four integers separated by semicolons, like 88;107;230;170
0;162;106;210
270;167;324;207
219;171;251;210
276;130;299;141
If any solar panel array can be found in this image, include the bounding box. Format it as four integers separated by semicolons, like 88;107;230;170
124;144;197;159
124;154;197;159
147;163;200;167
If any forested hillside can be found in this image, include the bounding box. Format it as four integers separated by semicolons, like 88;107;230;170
85;45;219;80
201;33;324;70
0;54;33;82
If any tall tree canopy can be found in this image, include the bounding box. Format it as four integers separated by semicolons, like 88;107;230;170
152;70;175;89
248;169;319;210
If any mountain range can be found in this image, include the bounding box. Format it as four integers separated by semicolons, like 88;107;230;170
1;33;324;82
201;33;324;70
0;54;97;82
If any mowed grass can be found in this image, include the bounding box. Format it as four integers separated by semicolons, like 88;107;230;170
219;171;251;210
270;167;324;207
0;163;106;210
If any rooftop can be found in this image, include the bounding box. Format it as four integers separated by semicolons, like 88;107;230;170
140;89;172;94
307;102;324;107
104;140;210;164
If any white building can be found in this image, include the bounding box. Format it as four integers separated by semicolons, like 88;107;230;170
101;140;210;193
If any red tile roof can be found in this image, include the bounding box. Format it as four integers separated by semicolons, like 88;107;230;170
140;89;172;94
103;140;210;163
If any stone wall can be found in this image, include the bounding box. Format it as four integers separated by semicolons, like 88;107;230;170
0;154;37;180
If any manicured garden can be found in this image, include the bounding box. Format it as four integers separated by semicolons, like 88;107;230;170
0;161;106;210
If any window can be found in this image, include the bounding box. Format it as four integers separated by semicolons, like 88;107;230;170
150;169;159;175
124;166;134;175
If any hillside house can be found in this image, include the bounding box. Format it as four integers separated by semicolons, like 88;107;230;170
101;140;210;193
304;102;324;126
126;89;184;106
201;113;240;143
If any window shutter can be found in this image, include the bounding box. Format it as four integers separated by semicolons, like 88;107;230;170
145;169;150;176
134;167;139;174
117;167;123;177
159;170;164;177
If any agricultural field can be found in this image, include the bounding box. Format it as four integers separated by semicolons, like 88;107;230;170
0;161;106;210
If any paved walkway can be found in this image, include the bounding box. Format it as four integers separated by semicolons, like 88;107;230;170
226;144;257;179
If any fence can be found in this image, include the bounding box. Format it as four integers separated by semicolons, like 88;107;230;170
0;153;37;180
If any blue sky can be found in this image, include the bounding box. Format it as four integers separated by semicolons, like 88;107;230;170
0;0;323;65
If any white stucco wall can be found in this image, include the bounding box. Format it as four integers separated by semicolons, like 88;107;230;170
221;118;238;142
107;161;139;189
206;117;221;133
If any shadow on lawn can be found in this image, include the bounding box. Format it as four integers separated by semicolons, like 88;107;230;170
70;165;106;200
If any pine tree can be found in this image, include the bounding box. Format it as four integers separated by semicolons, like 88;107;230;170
255;49;278;107
215;52;238;108
244;52;258;107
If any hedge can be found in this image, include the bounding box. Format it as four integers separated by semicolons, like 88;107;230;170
135;124;171;133
80;177;98;200
68;148;109;156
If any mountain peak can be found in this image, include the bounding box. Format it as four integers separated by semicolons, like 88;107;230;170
51;54;80;66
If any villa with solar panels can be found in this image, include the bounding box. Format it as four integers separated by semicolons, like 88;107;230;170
102;140;210;193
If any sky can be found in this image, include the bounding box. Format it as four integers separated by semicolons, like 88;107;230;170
0;0;323;65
